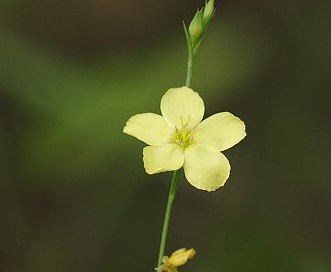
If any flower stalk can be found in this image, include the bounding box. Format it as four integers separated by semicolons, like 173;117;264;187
157;169;182;266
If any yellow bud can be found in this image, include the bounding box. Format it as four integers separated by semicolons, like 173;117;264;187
168;248;196;267
155;248;196;272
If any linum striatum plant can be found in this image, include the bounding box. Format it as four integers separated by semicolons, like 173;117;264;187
123;1;246;271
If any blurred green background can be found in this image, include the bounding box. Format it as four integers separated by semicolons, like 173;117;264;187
0;0;330;271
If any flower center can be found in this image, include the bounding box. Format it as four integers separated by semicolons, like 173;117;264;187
173;116;194;148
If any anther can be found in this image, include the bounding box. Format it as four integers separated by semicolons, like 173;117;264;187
175;140;183;145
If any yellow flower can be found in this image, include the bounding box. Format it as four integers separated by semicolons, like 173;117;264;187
123;87;246;191
155;248;196;272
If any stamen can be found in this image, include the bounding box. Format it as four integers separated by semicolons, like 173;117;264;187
180;116;185;128
173;115;194;148
187;116;191;127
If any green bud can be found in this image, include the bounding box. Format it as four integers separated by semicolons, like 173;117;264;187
203;0;215;25
188;10;204;44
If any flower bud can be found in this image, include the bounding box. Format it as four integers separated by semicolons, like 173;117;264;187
203;0;215;25
188;10;203;44
156;248;196;272
168;248;196;267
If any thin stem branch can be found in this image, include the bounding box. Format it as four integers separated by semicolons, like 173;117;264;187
157;169;182;266
185;49;194;88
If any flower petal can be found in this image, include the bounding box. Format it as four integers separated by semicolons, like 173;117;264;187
193;112;246;151
183;144;230;191
123;113;172;146
160;87;204;129
143;144;184;174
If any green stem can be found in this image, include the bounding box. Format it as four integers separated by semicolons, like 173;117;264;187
185;49;194;88
157;169;182;266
